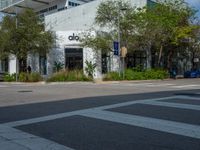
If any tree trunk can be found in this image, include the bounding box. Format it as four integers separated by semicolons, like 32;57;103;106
146;46;152;69
16;57;18;82
191;52;195;70
158;45;163;67
167;50;173;70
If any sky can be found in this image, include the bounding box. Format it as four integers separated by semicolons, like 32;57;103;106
0;0;199;19
185;0;200;17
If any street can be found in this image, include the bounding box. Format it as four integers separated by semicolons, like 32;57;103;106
0;79;200;150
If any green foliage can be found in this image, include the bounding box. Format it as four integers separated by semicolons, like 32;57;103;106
144;69;169;79
19;72;27;82
104;69;169;81
19;72;43;82
53;61;64;73
0;9;55;72
125;69;145;80
132;65;143;72
3;73;16;82
47;70;92;82
27;73;43;82
81;0;199;70
81;31;113;53
85;60;97;78
104;72;122;81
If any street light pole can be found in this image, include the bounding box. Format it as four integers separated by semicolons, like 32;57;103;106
117;6;127;78
15;6;18;81
118;7;121;77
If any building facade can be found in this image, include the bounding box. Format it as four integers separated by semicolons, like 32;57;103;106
0;0;155;79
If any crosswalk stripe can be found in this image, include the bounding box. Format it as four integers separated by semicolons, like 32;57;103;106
82;110;200;139
141;101;200;111
0;125;74;150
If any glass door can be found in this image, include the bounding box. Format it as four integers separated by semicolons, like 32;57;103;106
65;48;83;70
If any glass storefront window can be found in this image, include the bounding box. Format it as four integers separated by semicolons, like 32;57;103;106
65;48;83;70
0;58;8;72
39;55;47;75
126;51;146;69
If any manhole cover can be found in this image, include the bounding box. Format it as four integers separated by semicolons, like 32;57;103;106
18;90;33;93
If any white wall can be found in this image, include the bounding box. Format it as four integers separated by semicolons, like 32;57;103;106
4;0;148;76
45;0;148;31
45;0;148;78
50;31;102;78
27;53;40;73
8;55;16;74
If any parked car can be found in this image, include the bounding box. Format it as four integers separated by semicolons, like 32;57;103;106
184;70;200;78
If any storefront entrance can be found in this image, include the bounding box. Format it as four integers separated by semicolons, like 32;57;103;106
65;48;83;70
19;58;27;73
0;58;8;72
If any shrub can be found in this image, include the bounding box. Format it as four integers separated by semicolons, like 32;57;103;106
104;72;122;81
144;69;169;80
104;69;169;81
85;60;96;78
19;72;27;82
53;61;64;73
19;72;42;82
125;69;145;80
4;73;16;82
132;65;143;72
28;72;43;82
47;70;92;82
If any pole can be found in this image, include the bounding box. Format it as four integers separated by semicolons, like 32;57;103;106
15;7;18;82
123;57;125;79
118;6;121;77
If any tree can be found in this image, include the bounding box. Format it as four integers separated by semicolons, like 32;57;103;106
126;0;197;69
81;0;136;52
81;0;198;70
0;9;55;79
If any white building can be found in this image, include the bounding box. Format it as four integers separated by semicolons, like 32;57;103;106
0;0;155;79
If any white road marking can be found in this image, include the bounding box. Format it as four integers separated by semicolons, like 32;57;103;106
172;85;200;88
177;96;200;100
0;125;74;150
3;96;178;127
0;85;8;88
110;83;176;87
141;100;200;111
82;110;200;139
1;94;200;149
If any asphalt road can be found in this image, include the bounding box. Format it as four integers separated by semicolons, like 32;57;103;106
0;79;200;150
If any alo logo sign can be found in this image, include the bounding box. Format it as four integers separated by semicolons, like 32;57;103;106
68;33;80;41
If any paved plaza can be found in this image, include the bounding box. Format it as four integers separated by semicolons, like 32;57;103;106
0;79;200;150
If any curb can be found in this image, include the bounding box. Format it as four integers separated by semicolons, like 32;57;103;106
0;78;198;85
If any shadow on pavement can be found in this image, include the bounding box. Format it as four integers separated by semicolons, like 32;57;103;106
0;89;199;124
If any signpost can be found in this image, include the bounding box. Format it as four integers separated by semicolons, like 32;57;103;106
113;41;119;56
121;47;127;79
113;42;128;79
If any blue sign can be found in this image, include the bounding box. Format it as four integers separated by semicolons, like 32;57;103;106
113;41;119;56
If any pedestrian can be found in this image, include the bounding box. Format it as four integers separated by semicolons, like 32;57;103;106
171;67;177;79
27;66;32;74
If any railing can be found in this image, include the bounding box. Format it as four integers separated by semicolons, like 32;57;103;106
0;0;21;10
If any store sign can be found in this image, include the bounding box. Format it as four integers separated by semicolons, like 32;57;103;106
68;33;80;41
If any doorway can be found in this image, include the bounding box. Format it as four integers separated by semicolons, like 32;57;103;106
19;58;27;73
65;48;83;70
